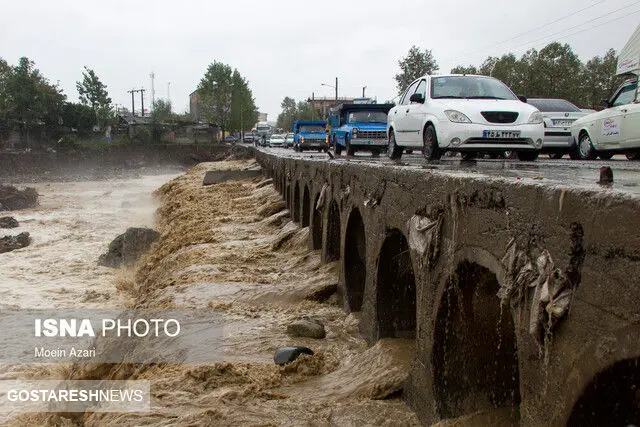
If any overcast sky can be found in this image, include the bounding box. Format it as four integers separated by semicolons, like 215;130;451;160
1;0;639;122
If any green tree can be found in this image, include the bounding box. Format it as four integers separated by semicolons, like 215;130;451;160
198;61;234;139
3;57;66;141
76;66;112;127
61;102;96;133
450;65;478;74
582;49;620;109
276;96;298;130
394;46;439;93
229;69;258;132
151;99;172;123
530;43;583;101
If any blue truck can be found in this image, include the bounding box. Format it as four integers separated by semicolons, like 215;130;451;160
329;103;394;156
292;121;329;152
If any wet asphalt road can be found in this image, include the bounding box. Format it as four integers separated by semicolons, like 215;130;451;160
255;145;640;198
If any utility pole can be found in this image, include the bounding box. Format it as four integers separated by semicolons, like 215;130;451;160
335;76;338;103
150;72;155;109
140;88;146;117
362;86;367;97
127;89;136;116
167;82;171;103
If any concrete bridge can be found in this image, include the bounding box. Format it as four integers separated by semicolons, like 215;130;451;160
255;149;640;426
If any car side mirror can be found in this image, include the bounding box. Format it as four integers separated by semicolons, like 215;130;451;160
409;93;425;103
517;95;528;103
600;99;610;108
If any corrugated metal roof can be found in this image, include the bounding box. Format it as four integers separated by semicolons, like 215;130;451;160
617;24;640;75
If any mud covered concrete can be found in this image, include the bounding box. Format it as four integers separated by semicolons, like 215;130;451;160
0;144;252;182
256;150;640;426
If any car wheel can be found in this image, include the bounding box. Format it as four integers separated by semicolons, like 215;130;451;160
549;153;563;159
517;151;540;161
387;131;403;160
461;152;478;161
371;149;380;157
423;125;442;161
626;152;640;160
346;135;355;156
599;152;614;160
405;149;413;154
333;136;342;155
577;132;597;160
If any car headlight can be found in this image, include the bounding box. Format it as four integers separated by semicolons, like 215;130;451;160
528;111;543;124
444;110;471;123
301;137;305;143
352;128;359;138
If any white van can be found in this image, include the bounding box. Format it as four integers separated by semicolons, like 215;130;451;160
570;24;640;160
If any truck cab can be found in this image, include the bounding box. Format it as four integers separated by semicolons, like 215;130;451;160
329;102;394;156
292;121;328;152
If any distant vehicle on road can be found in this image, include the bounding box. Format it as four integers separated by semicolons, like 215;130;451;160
222;135;237;143
329;102;394;156
243;131;254;143
387;74;544;161
284;133;294;148
293;121;328;152
526;98;590;159
269;134;286;148
255;122;273;146
570;24;640;161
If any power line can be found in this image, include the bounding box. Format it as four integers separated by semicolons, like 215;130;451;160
511;7;640;53
453;0;640;62
505;1;640;53
454;0;607;58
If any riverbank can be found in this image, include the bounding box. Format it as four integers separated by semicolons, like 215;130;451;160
0;144;251;183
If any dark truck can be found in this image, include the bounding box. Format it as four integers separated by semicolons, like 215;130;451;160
329;102;394;156
292;121;329;152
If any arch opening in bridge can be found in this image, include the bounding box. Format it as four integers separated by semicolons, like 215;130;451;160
312;194;323;250
376;229;416;338
280;175;285;195
433;260;520;420
326;200;341;262
567;357;640;426
293;182;301;223
302;185;311;227
344;208;366;312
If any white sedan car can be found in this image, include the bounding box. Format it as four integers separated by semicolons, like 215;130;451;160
387;74;545;161
570;78;640;160
268;134;286;148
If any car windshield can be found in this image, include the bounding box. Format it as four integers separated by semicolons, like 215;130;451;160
431;76;518;100
528;99;581;112
347;111;388;123
299;125;325;133
257;126;270;131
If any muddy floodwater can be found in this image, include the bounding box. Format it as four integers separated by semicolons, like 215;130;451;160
3;161;424;426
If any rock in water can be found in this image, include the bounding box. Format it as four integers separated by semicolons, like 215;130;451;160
286;318;326;339
98;227;160;268
274;346;314;365
0;232;31;253
0;186;38;210
0;216;19;228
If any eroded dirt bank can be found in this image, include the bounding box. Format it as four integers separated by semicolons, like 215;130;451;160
15;160;418;426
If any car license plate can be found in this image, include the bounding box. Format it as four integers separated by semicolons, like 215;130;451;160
552;119;574;127
483;130;521;139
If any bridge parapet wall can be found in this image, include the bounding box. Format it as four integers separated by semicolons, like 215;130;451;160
256;150;640;426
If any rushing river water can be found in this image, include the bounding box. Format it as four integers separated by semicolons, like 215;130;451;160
0;174;177;310
2;166;423;426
